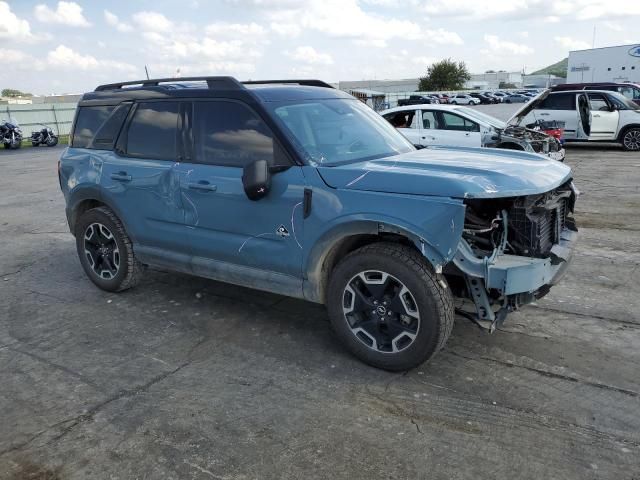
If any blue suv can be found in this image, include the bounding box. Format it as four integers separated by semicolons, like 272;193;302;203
59;77;578;370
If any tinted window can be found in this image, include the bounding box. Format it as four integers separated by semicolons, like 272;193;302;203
72;105;115;148
91;103;131;150
538;93;576;110
126;102;179;160
194;101;274;167
439;112;479;132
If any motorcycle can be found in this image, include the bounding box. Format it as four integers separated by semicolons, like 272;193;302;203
30;124;58;147
0;118;22;149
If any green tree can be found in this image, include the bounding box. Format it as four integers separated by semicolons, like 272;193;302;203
1;88;32;97
418;59;471;91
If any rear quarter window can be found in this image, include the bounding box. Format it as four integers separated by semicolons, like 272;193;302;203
72;105;115;148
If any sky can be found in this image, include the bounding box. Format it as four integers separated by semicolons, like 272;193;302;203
1;0;639;95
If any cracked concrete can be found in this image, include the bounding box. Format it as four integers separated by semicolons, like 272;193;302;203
1;144;640;479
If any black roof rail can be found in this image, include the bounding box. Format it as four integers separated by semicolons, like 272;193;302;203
242;79;335;89
95;76;244;92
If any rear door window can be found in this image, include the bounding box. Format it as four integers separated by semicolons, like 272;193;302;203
538;93;576;110
587;93;610;111
421;110;438;129
125;102;180;160
72;105;115;148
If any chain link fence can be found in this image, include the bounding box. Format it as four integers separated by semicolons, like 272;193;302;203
0;102;77;136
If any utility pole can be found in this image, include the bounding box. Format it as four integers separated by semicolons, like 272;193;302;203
144;65;150;80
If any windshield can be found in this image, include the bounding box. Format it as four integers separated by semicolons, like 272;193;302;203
455;106;506;129
265;98;414;166
608;92;640;110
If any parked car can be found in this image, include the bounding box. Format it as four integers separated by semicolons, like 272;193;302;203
551;82;640;106
504;94;530;103
469;93;497;104
397;95;438;106
380;104;565;160
482;92;503;103
510;89;640;151
489;92;508;102
434;93;450;104
60;76;578;371
449;94;480;105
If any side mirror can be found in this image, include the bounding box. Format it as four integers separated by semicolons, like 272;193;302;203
242;159;271;201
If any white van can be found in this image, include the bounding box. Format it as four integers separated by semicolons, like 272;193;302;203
510;90;640;151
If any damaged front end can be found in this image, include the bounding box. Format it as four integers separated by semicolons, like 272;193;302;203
445;180;578;331
486;126;566;162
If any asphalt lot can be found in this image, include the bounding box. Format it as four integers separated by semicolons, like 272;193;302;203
1;140;639;479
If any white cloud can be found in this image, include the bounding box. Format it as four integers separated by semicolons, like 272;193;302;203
268;0;422;47
423;28;463;45
0;2;34;41
483;34;534;55
132;11;173;32
104;10;133;32
286;46;334;65
206;22;267;38
270;22;301;36
35;2;91;27
554;36;591;51
46;45;135;72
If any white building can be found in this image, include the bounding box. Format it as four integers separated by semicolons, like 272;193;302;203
465;72;523;89
567;44;640;83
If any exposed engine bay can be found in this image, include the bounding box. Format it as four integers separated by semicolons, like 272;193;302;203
446;180;578;330
485;125;564;157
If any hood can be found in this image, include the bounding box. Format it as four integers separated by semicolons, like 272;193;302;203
507;89;550;125
316;146;572;199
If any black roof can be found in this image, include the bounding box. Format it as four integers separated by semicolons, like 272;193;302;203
80;76;350;105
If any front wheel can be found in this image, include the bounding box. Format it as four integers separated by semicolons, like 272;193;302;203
326;243;454;371
451;101;457;105
9;139;21;149
621;127;640;151
46;136;58;147
75;206;143;292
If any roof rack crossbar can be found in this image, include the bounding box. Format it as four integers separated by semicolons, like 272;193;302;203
242;79;334;89
95;76;244;92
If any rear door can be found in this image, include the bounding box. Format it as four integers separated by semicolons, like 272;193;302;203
529;93;580;139
586;92;619;140
179;99;306;294
433;111;481;147
101;100;191;266
417;109;440;146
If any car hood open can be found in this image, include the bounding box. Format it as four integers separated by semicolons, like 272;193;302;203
507;89;550;125
316;145;572;199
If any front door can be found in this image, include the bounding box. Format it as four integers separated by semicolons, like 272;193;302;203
587;93;619;140
434;111;481;147
180;99;306;294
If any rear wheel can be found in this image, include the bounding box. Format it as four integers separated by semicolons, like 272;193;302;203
46;136;58;147
327;243;454;371
621;127;640;151
75;206;143;292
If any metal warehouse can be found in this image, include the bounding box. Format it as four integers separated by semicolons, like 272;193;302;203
567;44;640;83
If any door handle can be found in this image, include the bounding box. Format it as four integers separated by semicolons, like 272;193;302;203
539;113;550;116
110;172;132;182
593;114;601;117
188;181;217;192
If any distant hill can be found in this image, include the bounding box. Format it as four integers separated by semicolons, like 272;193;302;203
531;58;568;78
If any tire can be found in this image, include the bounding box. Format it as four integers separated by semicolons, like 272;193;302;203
326;243;454;371
620;127;640;151
3;143;9;149
451;101;457;105
506;99;512;104
32;142;40;147
46;136;58;147
75;206;143;292
9;140;21;149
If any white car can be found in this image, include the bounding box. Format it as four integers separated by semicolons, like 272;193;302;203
510;90;640;151
449;94;480;105
380;104;566;160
